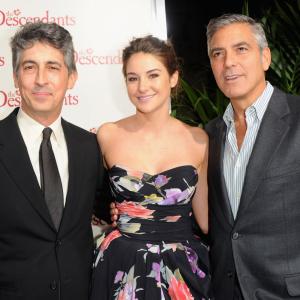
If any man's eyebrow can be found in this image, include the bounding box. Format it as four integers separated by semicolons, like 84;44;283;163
232;41;251;48
46;61;63;67
21;60;62;66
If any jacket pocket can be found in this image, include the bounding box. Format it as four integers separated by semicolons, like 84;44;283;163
285;274;300;296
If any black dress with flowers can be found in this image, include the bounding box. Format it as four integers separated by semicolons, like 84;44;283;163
90;165;211;299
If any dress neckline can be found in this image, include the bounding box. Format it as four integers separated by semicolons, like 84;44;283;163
109;164;197;177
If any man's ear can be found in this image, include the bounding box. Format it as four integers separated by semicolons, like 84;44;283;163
67;71;78;89
262;47;271;71
13;72;19;88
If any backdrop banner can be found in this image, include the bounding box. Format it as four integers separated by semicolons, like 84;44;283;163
0;0;167;130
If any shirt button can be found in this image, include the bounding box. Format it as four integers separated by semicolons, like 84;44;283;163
50;280;57;291
232;232;239;240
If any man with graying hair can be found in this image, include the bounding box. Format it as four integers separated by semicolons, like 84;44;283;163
0;22;105;300
205;13;300;299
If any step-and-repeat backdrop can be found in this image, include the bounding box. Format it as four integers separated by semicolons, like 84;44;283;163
0;0;167;130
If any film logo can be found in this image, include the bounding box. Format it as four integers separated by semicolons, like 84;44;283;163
0;56;4;67
0;89;79;108
0;9;76;27
75;49;122;66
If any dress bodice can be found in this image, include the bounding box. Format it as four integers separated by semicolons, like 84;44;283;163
108;165;198;241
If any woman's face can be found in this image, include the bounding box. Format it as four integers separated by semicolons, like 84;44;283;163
124;52;178;114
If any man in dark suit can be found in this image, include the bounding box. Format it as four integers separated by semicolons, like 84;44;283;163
205;13;300;299
0;22;105;300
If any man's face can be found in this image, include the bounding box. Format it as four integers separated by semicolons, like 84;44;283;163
209;23;271;106
14;41;77;125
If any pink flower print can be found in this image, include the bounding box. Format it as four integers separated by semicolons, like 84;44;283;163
117;289;126;300
117;201;154;219
168;275;194;300
100;230;121;252
117;282;137;300
95;230;122;266
154;175;170;187
161;215;181;222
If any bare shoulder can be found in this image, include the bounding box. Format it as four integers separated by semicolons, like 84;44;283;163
97;122;117;143
97;116;131;137
182;122;208;145
175;121;208;167
96;120;119;151
96;116;134;148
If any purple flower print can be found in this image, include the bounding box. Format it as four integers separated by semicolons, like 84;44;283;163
154;175;169;187
152;262;161;282
158;188;189;205
114;271;124;283
185;246;206;279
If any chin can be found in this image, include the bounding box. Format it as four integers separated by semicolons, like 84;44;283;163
222;87;244;100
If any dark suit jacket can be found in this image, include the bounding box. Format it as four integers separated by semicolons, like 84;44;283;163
206;87;300;300
0;109;105;300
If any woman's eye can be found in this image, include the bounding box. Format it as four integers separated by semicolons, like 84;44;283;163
127;77;137;82
149;73;159;79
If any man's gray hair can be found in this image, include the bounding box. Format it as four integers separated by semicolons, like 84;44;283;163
10;22;77;74
206;13;268;55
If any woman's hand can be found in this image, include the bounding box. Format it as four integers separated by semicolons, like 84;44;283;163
110;202;119;227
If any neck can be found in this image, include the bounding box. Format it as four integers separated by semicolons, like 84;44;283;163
232;106;247;120
230;80;267;116
134;107;172;132
21;108;60;127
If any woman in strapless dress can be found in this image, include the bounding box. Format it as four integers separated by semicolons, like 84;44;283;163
90;35;212;300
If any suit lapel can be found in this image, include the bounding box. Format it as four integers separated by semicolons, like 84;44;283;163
58;120;82;233
209;119;234;226
236;88;290;221
0;110;55;230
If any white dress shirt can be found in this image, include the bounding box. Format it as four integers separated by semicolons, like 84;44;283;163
223;82;274;218
17;109;69;204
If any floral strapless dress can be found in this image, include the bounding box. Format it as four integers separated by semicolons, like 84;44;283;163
90;165;211;299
